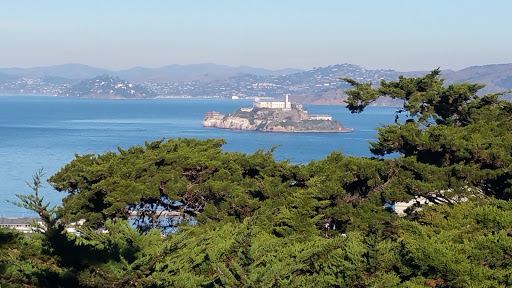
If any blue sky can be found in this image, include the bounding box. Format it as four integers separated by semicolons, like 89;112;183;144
1;0;511;71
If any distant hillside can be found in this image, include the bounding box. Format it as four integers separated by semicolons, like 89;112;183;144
0;63;303;83
443;64;512;97
0;72;17;81
287;64;512;105
61;75;155;98
1;62;511;103
115;64;303;82
0;64;111;79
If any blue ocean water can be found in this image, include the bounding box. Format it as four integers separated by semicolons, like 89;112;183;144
0;96;397;216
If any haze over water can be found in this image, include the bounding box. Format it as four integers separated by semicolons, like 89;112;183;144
0;96;397;216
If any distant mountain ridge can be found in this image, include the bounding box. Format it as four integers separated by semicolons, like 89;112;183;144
0;63;303;82
442;64;512;95
0;64;111;79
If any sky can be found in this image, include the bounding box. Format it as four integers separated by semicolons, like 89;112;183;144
1;0;511;71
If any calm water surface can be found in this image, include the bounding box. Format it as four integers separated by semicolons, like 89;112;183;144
0;96;397;216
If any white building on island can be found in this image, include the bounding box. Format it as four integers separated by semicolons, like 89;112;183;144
253;94;291;109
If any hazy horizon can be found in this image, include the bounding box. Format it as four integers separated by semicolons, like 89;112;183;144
3;61;512;73
2;0;512;72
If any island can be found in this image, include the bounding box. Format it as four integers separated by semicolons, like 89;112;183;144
202;95;353;133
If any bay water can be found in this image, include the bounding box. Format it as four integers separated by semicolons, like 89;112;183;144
0;96;397;216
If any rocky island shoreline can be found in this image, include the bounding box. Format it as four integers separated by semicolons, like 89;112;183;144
202;95;353;133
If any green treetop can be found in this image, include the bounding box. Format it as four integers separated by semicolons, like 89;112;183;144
343;70;512;199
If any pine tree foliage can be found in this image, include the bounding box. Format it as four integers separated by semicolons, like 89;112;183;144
344;70;512;198
48;138;295;232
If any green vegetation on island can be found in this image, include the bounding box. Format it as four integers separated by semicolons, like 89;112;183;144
2;70;512;287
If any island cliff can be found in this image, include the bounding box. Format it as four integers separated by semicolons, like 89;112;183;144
202;96;352;133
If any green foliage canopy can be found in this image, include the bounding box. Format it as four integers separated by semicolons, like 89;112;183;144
343;70;512;198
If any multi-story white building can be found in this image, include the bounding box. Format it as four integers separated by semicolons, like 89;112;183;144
253;94;291;109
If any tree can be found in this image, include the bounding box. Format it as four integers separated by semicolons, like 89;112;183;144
342;70;512;199
2;170;78;287
11;169;59;231
47;138;297;232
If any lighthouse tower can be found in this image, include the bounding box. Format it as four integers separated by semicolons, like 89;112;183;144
285;94;290;109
